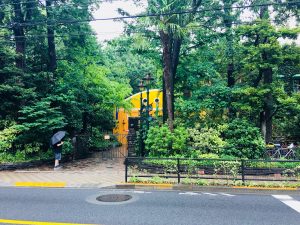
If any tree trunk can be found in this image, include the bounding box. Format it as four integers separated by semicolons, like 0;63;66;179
227;62;235;117
12;0;25;69
223;2;235;119
261;67;273;143
162;75;168;123
160;31;174;131
46;0;57;72
171;38;181;120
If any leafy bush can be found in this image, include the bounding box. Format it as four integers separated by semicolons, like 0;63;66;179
15;99;66;144
88;128;111;151
145;124;189;157
248;160;300;169
62;138;74;155
0;123;18;153
214;160;240;185
128;175;143;183
188;126;226;155
222;119;265;159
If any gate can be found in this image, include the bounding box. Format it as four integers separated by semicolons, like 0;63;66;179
100;134;128;160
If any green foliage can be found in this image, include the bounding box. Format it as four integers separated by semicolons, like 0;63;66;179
15;99;66;144
145;124;189;157
214;160;240;185
222;119;265;159
1;0;299;164
149;175;167;184
128;175;143;183
188;125;226;155
0;122;18;153
62;139;74;155
145;124;173;157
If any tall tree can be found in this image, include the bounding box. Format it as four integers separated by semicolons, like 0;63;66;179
12;0;26;69
46;0;57;72
147;0;208;130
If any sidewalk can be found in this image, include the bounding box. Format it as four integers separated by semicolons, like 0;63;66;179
0;152;125;188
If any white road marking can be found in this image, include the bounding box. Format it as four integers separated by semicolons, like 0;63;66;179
203;192;217;196
220;193;235;197
179;192;200;195
273;195;300;214
133;191;152;194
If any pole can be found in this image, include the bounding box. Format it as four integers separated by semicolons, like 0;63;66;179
177;158;181;184
140;91;144;157
241;159;245;184
146;85;150;131
125;157;128;183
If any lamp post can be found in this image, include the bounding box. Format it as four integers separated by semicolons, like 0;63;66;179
137;80;146;156
143;73;154;132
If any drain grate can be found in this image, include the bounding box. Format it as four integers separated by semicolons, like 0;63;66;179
96;194;132;202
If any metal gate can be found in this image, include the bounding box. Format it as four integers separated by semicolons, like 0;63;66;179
100;134;128;160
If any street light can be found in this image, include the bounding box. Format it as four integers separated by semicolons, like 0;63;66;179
137;79;146;156
138;79;146;117
136;74;154;157
142;73;154;132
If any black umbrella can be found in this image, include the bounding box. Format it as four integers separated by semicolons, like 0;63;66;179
51;131;66;145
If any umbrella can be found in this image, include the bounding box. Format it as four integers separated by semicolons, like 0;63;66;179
51;131;66;145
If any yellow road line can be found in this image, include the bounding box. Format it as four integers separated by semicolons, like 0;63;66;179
15;182;66;188
0;218;99;225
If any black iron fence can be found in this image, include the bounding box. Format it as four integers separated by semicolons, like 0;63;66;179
101;146;128;159
124;157;300;184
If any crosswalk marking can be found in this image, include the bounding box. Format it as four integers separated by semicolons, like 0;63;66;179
273;195;300;214
220;193;235;197
178;192;235;197
133;190;152;194
179;192;200;195
203;192;217;196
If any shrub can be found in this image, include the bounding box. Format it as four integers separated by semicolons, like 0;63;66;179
0;123;18;153
222;119;265;159
145;124;188;157
188;126;226;155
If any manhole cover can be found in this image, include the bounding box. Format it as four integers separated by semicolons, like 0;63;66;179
96;194;132;202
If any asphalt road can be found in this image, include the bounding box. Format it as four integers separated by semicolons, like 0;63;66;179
0;187;299;225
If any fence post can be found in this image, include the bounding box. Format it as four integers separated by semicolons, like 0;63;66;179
241;159;245;184
125;157;128;183
177;158;180;184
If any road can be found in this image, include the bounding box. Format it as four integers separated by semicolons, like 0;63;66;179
0;187;299;225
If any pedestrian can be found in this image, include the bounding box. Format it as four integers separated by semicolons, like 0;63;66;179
53;140;64;170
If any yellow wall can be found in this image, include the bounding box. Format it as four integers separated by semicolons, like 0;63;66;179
113;89;163;144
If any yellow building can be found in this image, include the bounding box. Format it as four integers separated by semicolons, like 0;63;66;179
113;89;163;144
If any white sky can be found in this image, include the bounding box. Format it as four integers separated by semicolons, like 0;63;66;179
90;1;299;44
90;0;147;41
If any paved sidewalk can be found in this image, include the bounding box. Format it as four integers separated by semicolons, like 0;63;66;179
0;151;125;188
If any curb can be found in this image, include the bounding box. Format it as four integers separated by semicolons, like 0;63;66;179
0;182;113;188
115;183;300;194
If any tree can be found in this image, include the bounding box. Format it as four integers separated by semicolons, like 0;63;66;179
146;0;208;130
237;20;298;142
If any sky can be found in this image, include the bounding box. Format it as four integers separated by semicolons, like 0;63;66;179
90;1;299;44
90;0;147;41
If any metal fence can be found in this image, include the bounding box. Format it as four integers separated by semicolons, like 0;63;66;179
101;146;128;159
124;157;300;184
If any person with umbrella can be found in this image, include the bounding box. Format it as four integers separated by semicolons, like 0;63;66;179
51;131;66;170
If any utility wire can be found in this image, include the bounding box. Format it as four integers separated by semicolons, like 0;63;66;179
0;0;106;13
0;1;299;29
0;0;116;8
0;18;292;42
0;30;122;39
